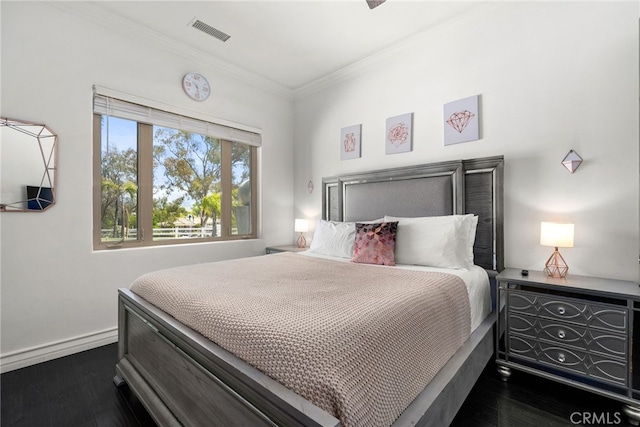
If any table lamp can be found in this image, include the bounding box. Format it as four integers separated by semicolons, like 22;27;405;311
540;222;574;278
295;219;309;248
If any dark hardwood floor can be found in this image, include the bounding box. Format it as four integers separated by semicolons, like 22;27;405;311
1;344;155;427
1;343;635;426
452;364;632;427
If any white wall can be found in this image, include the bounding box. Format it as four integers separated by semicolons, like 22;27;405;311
294;2;639;282
2;1;638;372
0;2;295;371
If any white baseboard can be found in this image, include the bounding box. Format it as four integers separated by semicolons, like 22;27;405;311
0;327;118;374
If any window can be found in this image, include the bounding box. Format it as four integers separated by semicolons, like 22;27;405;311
93;94;259;249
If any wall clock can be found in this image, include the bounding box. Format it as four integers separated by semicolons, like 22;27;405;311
182;72;210;101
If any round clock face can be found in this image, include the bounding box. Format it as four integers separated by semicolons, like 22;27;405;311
182;72;210;101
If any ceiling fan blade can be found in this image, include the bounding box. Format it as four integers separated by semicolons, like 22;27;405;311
366;0;386;9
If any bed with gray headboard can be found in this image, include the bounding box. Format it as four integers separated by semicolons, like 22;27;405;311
323;156;503;273
115;155;504;427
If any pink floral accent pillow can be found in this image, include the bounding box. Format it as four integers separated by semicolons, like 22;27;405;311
351;221;398;266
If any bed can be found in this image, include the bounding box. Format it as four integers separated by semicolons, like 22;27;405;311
115;156;504;427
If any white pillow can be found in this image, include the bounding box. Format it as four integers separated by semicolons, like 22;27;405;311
384;214;477;269
466;215;479;265
308;219;356;258
308;219;384;258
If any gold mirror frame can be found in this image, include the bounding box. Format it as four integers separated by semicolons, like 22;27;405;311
1;117;57;212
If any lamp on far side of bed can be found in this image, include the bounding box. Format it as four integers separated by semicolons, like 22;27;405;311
540;222;574;278
295;218;309;248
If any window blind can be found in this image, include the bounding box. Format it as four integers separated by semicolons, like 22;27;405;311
93;94;262;147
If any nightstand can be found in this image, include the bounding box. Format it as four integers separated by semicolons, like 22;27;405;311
265;245;307;254
496;268;640;425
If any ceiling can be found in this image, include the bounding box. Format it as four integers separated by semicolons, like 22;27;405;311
88;1;486;92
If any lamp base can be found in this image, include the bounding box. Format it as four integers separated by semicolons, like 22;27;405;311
297;233;306;249
544;247;569;278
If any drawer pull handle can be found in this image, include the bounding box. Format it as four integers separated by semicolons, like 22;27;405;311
558;330;566;339
558;353;566;363
558;307;566;315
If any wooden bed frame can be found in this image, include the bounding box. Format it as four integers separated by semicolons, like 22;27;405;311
115;156;504;427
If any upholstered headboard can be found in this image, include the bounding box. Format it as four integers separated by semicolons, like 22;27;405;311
322;156;504;272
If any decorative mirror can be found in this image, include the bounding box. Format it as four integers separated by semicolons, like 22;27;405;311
1;117;57;212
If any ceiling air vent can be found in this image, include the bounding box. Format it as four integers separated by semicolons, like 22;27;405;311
190;19;230;42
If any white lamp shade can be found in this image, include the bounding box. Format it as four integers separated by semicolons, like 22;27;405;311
540;222;574;248
294;218;309;233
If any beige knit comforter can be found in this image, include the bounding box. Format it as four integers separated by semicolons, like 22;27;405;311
130;252;471;427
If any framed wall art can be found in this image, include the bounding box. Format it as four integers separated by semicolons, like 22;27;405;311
340;124;362;160
444;95;480;146
385;112;413;154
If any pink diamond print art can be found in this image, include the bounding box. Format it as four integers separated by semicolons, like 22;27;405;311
385;112;413;154
444;95;480;146
340;124;362;160
447;110;475;133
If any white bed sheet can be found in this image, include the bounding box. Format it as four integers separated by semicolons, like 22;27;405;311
298;251;491;332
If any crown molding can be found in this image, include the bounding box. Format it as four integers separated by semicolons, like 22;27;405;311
293;2;507;100
49;1;510;103
49;2;295;101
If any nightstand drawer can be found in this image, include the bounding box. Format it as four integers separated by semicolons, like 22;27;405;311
509;335;627;386
508;290;627;331
496;268;640;419
508;313;627;357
